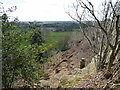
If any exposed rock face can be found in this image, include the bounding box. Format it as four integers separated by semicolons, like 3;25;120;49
16;37;97;88
13;56;97;88
13;36;120;88
42;37;96;88
39;57;97;88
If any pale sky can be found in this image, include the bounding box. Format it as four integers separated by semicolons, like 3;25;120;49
0;0;117;21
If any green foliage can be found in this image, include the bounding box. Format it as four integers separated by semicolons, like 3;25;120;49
60;79;68;86
57;33;72;51
48;32;71;41
17;44;44;81
2;19;74;88
1;8;75;89
2;30;40;88
46;31;72;52
2;21;50;88
2;30;23;88
30;29;44;45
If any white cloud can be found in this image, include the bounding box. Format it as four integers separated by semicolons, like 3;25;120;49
6;0;74;21
1;0;117;21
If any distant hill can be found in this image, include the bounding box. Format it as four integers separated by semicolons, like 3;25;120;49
15;21;90;32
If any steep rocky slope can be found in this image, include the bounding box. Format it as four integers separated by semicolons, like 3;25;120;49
41;37;97;88
41;36;120;88
14;36;120;88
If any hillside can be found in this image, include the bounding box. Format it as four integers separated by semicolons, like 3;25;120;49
13;36;95;88
44;37;96;88
41;37;120;89
5;32;120;89
13;36;120;89
16;21;89;32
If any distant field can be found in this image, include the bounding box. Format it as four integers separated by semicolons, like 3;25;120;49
48;31;72;42
20;31;73;48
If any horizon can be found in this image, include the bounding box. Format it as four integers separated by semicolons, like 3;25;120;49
18;20;74;22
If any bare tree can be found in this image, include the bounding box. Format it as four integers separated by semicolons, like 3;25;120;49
67;0;120;76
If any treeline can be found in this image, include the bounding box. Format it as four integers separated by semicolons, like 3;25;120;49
13;21;86;32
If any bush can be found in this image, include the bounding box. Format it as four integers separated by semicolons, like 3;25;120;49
2;22;50;88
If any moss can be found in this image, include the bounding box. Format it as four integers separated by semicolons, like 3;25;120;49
60;75;92;88
75;77;82;81
114;79;120;84
81;75;91;79
65;78;80;87
67;75;91;87
67;82;73;87
60;79;68;86
116;86;120;90
60;79;76;87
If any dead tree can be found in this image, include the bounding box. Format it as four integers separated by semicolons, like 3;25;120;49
67;0;120;75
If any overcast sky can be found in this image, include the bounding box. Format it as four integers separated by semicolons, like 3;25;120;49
0;0;117;21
